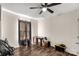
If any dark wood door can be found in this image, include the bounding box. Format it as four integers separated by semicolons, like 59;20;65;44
18;20;31;46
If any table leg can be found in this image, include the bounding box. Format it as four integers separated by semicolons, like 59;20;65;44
36;38;38;45
40;39;42;46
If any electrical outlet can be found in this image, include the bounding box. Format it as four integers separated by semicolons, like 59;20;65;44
76;42;79;44
78;19;79;21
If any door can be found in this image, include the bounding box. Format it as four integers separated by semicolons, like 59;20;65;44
18;20;31;46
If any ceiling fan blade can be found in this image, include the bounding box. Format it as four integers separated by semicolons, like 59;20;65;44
41;3;48;7
47;8;54;13
41;3;45;7
47;3;62;7
39;10;43;14
30;7;42;9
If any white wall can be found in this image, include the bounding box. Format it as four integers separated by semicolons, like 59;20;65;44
31;20;38;44
38;10;79;55
1;10;38;48
1;11;19;47
0;5;1;38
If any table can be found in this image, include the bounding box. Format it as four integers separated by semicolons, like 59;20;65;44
33;36;44;46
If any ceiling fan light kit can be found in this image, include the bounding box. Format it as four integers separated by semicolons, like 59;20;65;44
42;7;47;12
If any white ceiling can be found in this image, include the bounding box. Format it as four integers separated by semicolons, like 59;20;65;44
1;3;79;19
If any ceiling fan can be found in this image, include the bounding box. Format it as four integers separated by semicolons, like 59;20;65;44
30;3;62;14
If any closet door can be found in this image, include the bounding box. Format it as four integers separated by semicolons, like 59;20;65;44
19;20;31;46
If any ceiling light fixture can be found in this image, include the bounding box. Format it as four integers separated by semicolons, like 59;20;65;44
42;7;47;12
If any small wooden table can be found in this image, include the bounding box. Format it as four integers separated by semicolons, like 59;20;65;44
33;36;44;46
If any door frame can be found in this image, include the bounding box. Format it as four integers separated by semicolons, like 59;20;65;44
18;20;31;46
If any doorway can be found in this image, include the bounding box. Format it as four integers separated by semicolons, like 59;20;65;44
18;20;31;46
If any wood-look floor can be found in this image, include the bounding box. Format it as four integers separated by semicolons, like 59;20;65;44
14;45;76;56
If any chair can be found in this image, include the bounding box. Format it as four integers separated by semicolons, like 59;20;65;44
0;39;14;56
